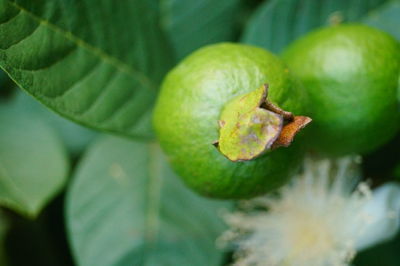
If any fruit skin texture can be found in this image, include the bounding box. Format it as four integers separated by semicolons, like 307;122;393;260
153;43;307;199
283;24;400;156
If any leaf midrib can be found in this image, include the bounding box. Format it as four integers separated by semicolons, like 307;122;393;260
6;0;157;91
143;143;163;263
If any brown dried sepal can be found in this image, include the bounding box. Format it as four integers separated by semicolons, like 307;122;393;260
272;116;312;149
262;100;294;121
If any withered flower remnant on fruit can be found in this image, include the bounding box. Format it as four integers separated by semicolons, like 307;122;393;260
215;84;311;161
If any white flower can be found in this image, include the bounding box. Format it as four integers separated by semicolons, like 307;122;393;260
356;182;400;250
219;157;400;266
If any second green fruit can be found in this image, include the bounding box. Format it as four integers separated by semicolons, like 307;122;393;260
283;24;400;156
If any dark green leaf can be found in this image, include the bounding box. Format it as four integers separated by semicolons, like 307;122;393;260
361;0;400;40
160;0;241;60
66;136;230;266
0;212;7;266
0;0;174;138
0;106;69;218
242;0;389;53
354;231;400;266
394;163;400;180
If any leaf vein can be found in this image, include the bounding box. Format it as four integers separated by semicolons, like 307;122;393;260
143;143;163;260
0;8;20;24
49;58;102;98
96;89;136;124
6;0;156;91
74;68;119;117
0;20;40;50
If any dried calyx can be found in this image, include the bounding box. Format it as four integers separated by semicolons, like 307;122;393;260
214;84;311;162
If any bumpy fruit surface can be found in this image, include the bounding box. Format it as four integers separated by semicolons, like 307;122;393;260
283;24;400;156
153;43;308;199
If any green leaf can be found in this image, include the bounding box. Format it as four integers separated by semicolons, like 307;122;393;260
0;106;69;218
394;163;400;180
0;0;174;138
160;0;241;60
66;136;230;266
361;0;400;40
10;90;97;155
0;212;8;266
242;0;389;53
354;231;400;266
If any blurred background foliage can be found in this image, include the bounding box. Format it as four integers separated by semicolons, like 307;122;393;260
0;0;399;265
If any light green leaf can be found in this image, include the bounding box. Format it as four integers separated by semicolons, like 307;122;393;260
0;0;174;138
160;0;241;60
242;0;389;53
10;90;97;155
361;0;400;40
0;106;69;218
66;136;230;266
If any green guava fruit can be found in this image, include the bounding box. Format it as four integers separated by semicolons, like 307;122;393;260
153;43;310;199
283;24;400;156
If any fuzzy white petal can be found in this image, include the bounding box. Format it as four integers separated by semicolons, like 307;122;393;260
355;182;400;251
220;157;399;266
